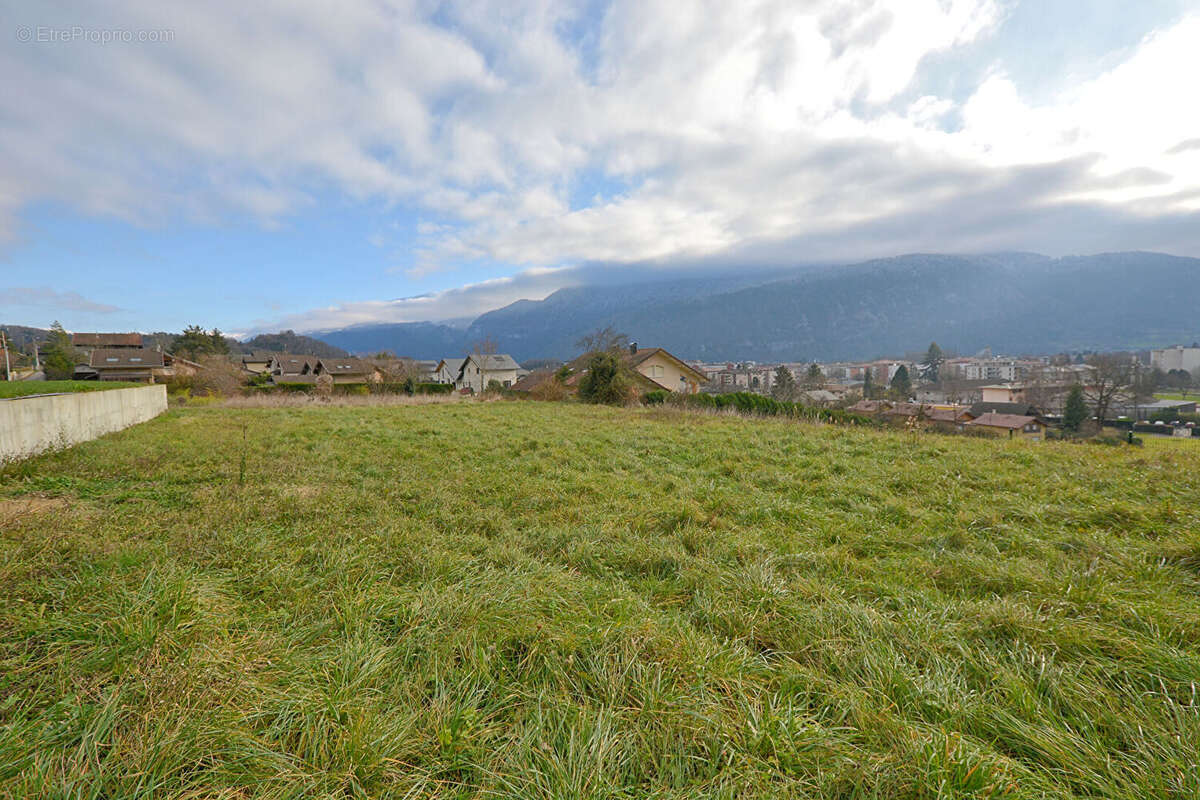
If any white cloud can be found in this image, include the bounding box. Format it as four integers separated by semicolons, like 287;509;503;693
4;1;1200;331
0;287;120;313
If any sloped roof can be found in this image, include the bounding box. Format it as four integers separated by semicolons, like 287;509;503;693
464;353;520;372
848;400;888;414
966;412;1040;430
270;354;320;374
73;332;143;348
318;357;374;375
510;368;558;393
968;401;1038;418
88;348;164;368
925;407;971;423
626;347;708;384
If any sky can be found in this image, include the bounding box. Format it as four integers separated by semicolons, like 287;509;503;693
2;0;1199;337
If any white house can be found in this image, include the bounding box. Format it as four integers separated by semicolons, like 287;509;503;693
434;358;466;385
456;353;521;392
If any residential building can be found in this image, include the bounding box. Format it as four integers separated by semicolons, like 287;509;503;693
625;345;707;394
1151;346;1200;374
72;332;144;352
82;348;164;382
434;358;466;385
965;412;1048;440
413;360;439;382
269;354;320;378
456;353;521;392
981;384;1028;404
1137;399;1198;421
968;400;1040;418
240;352;274;374
315;357;377;384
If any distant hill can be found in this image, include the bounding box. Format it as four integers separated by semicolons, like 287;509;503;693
0;325;51;348
317;322;464;360
237;330;347;357
312;251;1200;361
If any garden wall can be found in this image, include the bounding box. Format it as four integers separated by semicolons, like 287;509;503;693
0;385;167;462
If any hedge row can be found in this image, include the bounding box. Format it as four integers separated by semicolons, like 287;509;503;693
648;390;875;426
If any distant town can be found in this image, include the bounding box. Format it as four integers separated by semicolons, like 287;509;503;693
2;324;1198;441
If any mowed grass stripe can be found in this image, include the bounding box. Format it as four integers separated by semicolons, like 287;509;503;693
1;402;1198;798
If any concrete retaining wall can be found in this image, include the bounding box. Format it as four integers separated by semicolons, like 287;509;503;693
0;385;168;463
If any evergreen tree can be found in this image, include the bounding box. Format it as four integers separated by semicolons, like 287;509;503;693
1062;384;1088;434
862;368;874;400
890;365;912;399
578;350;629;405
42;321;78;380
772;364;796;400
920;342;944;383
805;362;823;387
172;325;230;360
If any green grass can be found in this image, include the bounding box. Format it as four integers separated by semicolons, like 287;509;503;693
1154;392;1197;401
1;401;1199;798
0;380;143;398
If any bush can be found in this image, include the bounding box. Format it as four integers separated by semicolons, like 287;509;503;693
191;355;247;396
530;378;569;401
642;390;669;405
1150;410;1199;425
578;351;632;405
681;392;875;426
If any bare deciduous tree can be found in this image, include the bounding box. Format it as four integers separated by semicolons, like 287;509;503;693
575;326;629;354
467;337;498;394
1085;353;1135;428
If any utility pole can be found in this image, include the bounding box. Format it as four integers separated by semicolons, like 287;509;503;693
1;330;10;381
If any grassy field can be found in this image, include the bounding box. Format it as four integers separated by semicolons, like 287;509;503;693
1;402;1198;798
0;380;142;399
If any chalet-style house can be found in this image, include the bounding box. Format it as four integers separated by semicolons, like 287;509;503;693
512;344;706;397
240;352;274;374
965;412;1049;440
268;354;321;379
849;400;976;431
71;332;144;353
624;345;707;394
315;358;376;384
82;348;164;382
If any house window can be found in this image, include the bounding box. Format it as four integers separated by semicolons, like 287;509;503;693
648;365;664;378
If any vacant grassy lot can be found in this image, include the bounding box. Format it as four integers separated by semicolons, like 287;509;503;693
0;380;141;399
1;402;1198;798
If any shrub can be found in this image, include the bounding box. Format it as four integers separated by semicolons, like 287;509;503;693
530;378;569;401
681;392;875;426
643;390;669;405
578;351;631;405
191;355;247;396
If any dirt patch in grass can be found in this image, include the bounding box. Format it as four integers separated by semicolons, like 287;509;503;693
0;495;70;525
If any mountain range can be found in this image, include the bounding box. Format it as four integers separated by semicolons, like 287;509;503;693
316;252;1200;362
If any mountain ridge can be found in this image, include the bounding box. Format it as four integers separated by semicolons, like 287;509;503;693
314;251;1200;361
